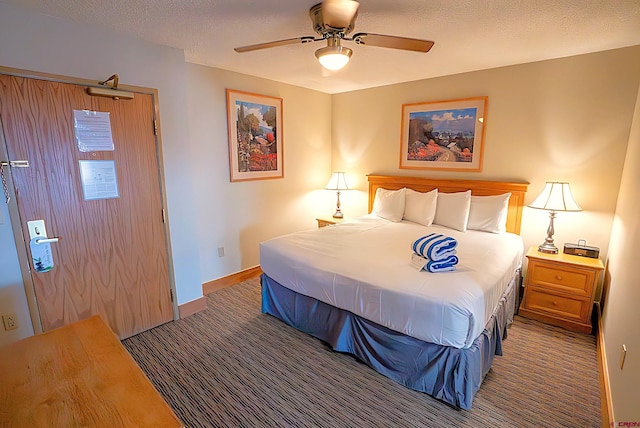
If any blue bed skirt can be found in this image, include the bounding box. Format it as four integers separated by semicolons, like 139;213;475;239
261;272;518;410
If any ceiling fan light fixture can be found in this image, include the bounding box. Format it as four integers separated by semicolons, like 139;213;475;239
234;1;435;74
315;45;352;70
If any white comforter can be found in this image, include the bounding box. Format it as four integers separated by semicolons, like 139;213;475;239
260;215;524;349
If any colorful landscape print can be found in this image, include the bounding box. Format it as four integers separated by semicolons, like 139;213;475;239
407;107;478;162
234;101;278;172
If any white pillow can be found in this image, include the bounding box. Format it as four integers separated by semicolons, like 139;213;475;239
403;188;438;226
467;193;511;233
373;187;406;222
433;190;472;232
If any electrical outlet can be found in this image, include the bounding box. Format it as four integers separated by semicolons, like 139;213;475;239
2;314;18;331
217;247;225;257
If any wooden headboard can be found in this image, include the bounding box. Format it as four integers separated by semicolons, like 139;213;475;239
367;175;529;235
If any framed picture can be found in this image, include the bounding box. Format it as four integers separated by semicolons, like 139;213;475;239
399;96;488;172
226;89;284;181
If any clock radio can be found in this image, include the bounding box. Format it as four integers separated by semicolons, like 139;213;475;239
563;240;600;258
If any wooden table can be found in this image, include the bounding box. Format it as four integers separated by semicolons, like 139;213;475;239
0;315;183;427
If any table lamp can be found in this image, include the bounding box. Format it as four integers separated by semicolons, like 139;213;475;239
528;181;582;254
324;172;349;218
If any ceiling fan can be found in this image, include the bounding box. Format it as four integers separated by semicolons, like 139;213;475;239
234;0;434;71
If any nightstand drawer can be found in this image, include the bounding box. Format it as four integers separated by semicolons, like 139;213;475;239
523;287;589;321
528;260;594;297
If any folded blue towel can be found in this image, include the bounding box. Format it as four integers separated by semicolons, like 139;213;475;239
425;255;459;272
411;253;458;273
412;233;458;261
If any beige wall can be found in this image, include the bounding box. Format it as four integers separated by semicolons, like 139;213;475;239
602;83;640;422
331;46;640;283
185;65;333;283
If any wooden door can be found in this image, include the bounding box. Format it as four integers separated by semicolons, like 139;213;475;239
0;75;174;339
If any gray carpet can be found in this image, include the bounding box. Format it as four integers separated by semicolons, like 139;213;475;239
123;276;600;427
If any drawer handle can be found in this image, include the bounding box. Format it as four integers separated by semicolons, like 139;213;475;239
555;275;563;280
552;300;558;306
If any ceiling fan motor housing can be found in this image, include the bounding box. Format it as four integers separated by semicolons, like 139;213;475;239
310;3;357;36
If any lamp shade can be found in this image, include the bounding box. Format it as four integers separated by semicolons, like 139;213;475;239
325;172;349;190
528;182;582;212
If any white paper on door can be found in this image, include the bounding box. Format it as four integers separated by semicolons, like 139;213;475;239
79;160;120;201
73;110;115;152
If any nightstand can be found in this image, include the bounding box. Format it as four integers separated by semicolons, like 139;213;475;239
316;217;345;228
519;246;604;333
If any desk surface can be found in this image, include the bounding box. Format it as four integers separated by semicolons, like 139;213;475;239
0;315;183;427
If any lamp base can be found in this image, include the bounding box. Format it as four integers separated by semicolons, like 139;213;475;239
538;242;558;254
538;210;558;254
332;190;344;219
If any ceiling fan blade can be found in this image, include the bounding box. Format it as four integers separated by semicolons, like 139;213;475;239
352;33;434;53
235;36;317;53
322;0;360;29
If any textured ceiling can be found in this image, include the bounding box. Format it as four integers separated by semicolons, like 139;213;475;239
4;0;640;94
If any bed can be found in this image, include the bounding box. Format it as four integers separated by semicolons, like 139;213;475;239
260;175;529;409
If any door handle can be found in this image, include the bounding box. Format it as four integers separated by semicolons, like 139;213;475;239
34;237;60;244
27;219;58;272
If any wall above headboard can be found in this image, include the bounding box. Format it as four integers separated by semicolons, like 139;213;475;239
367;175;529;235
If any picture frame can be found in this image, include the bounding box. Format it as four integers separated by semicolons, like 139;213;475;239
226;89;284;182
399;96;488;172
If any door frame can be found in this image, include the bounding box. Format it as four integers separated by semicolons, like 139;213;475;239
0;117;42;334
0;66;180;334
